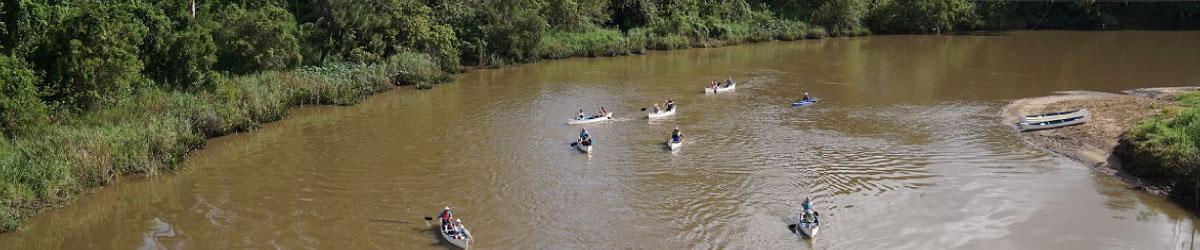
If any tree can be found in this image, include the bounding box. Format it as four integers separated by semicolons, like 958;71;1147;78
213;4;302;74
0;55;47;137
33;1;149;109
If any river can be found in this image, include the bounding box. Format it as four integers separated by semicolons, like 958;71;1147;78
4;31;1200;249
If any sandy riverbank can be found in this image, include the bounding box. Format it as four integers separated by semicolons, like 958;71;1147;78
1000;87;1197;195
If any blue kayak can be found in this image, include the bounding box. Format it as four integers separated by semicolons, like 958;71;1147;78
792;99;818;107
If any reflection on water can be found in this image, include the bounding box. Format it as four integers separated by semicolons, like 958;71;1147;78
3;31;1200;249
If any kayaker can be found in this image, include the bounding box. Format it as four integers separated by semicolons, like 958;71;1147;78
577;109;586;120
671;126;683;143
653;103;661;113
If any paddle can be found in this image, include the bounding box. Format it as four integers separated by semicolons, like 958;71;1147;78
372;218;411;224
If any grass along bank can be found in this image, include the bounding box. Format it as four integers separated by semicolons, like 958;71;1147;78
1119;91;1200;205
0;53;449;231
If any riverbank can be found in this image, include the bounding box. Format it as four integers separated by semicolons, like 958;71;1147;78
0;21;844;232
1000;86;1199;198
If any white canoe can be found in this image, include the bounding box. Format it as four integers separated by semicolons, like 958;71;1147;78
568;112;614;125
576;141;593;154
647;107;677;119
793;213;819;239
666;138;682;151
1020;109;1089;123
704;83;736;94
437;209;473;249
1018;112;1090;132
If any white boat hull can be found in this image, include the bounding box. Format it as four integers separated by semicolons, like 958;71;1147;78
568;112;614;125
1021;109;1089;123
437;210;473;249
666;138;682;151
576;142;592;154
1018;112;1090;132
704;83;736;94
793;214;819;239
647;107;677;119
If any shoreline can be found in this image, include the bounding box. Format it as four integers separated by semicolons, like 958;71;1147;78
1000;86;1199;196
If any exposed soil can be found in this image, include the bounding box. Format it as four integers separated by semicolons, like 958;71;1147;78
1000;89;1183;195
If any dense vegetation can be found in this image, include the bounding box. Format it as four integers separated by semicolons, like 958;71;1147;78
1120;92;1200;202
2;0;1199;231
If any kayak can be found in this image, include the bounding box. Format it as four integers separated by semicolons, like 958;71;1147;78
704;82;736;94
576;140;593;154
792;99;818;107
793;212;820;239
1021;109;1088;123
437;208;473;249
666;137;682;151
647;106;677;119
568;112;614;125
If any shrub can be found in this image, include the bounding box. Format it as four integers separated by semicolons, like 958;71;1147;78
0;56;48;137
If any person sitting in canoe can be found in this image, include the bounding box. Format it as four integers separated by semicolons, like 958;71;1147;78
666;98;675;110
599;107;609;117
579;128;590;141
671;126;683;143
710;80;718;90
653;103;661;113
801;197;818;224
725;77;734;87
802;92;812;102
439;207;453;223
576;109;586;120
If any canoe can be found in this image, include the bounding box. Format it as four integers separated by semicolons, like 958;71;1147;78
666;137;682;151
704;82;736;94
568;112;614;125
576;140;593;154
1018;112;1090;132
793;212;820;239
647;106;677;119
1020;109;1088;123
792;99;818;107
437;208;473;249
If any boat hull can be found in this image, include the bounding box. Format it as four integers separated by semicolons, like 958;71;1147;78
647;107;677;119
1021;109;1088;123
437;210;472;249
1018;112;1090;132
568;112;614;125
704;83;736;94
666;138;682;151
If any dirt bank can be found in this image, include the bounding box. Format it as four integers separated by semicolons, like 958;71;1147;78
1000;90;1174;194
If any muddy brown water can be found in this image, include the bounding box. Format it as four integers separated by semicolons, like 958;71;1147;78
5;31;1200;249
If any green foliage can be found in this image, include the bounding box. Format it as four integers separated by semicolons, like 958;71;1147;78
538;28;638;58
385;52;450;87
1122;92;1200;183
865;0;978;34
214;4;302;74
0;56;47;137
304;0;459;70
140;7;219;90
33;1;150;109
545;0;612;31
